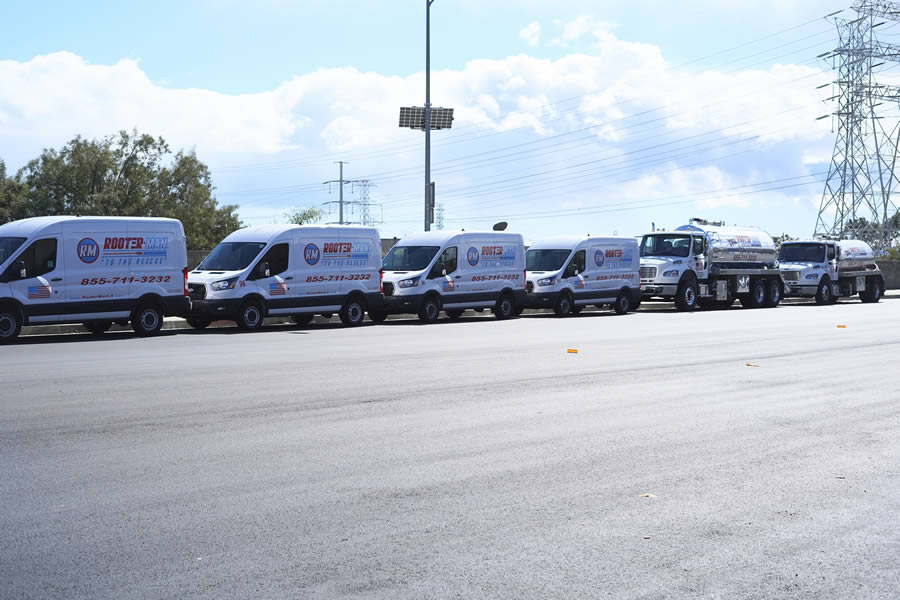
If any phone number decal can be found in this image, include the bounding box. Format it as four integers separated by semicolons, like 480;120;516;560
305;273;372;283
81;275;172;285
595;274;636;281
471;274;521;282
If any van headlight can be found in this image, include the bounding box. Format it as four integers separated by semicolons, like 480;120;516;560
537;276;556;286
211;277;238;291
805;273;819;280
663;270;680;278
398;277;420;288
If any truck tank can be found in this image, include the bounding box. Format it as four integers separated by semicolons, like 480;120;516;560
674;223;777;266
837;240;878;269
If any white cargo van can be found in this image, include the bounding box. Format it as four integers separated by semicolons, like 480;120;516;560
525;235;641;316
0;216;190;342
379;230;526;323
186;224;383;330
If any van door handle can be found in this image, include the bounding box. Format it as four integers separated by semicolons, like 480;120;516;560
455;276;462;279
51;278;63;282
284;276;294;280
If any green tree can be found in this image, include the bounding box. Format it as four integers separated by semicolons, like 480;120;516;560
12;130;240;249
772;233;797;250
284;206;324;225
0;160;28;223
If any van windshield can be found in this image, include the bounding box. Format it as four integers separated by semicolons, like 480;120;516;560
526;249;570;271
640;234;691;258
0;237;26;265
779;243;825;262
383;245;440;271
197;242;267;271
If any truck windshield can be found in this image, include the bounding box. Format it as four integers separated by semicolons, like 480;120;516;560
383;245;440;271
0;237;27;265
779;243;825;262
525;249;570;271
640;234;691;258
196;242;267;271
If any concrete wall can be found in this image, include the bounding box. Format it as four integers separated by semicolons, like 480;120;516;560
876;260;900;289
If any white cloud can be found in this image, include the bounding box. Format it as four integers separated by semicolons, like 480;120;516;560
519;21;541;47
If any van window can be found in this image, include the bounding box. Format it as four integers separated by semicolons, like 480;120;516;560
439;246;457;274
0;237;26;265
258;243;289;277
383;245;440;271
565;250;585;277
827;245;836;261
197;242;266;271
693;237;705;256
18;238;57;277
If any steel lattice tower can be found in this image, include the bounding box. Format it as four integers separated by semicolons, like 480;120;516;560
816;0;900;250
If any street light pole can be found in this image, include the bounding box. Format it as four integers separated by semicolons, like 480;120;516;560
424;0;434;232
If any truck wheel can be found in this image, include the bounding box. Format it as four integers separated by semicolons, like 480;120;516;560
613;292;631;315
83;320;112;335
554;292;573;317
674;279;698;311
131;302;163;336
859;277;883;303
339;296;366;326
0;305;23;343
418;295;441;323
186;318;211;329
445;309;464;319
236;299;264;331
368;309;388;323
815;278;833;305
740;280;765;308
764;280;782;308
291;314;313;326
493;293;515;319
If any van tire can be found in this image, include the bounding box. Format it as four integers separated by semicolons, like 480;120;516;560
0;305;22;343
764;279;782;308
613;292;631;315
674;278;698;311
186;318;211;329
418;295;441;323
292;314;314;326
131;302;164;336
554;292;573;317
815;277;833;305
368;309;388;323
339;296;366;327
83;320;112;335
493;293;515;319
445;309;464;319
236;299;265;331
859;277;882;303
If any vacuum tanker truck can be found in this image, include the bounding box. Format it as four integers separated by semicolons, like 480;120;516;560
639;218;785;310
778;239;884;304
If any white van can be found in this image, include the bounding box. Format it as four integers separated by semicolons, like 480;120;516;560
0;216;190;342
186;224;383;330
379;230;526;323
524;235;641;316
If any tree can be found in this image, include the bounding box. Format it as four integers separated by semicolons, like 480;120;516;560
772;233;797;250
10;130;240;249
0;160;28;224
284;206;324;225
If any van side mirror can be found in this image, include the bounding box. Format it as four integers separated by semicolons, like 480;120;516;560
429;262;445;278
253;261;270;279
16;261;26;280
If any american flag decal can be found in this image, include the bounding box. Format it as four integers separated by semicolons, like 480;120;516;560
28;285;51;299
269;281;287;296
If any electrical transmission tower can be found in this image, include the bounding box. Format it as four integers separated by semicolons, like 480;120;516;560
816;1;900;250
322;164;382;226
434;202;445;230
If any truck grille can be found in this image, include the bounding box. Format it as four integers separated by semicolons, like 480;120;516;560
526;281;534;293
383;282;394;296
782;271;800;281
187;283;206;301
639;266;657;279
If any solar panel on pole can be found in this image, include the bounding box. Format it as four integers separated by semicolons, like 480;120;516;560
398;106;454;130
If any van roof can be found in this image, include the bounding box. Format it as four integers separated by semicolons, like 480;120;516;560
527;235;632;250
395;230;524;247
0;215;182;238
224;223;380;243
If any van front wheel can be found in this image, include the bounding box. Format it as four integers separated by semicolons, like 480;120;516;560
339;297;366;326
131;302;163;337
236;300;264;331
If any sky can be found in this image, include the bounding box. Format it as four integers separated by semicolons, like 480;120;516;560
0;0;877;242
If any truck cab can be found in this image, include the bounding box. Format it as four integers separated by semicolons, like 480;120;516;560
639;232;709;305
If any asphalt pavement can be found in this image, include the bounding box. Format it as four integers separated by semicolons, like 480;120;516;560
2;296;899;599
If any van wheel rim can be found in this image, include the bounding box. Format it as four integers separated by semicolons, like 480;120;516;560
244;306;261;326
140;309;159;331
561;298;570;313
0;314;15;337
619;297;628;311
349;304;362;322
427;302;438;319
501;299;511;315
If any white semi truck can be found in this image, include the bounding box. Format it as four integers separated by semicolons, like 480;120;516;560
639;218;785;311
778;239;884;304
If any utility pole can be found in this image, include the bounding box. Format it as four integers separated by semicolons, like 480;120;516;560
425;0;434;232
322;167;383;226
323;161;350;225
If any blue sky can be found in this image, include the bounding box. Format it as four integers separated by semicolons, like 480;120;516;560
1;0;865;242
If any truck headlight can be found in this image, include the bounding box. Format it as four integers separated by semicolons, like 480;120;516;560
537;277;556;286
210;277;238;291
398;277;420;288
805;273;819;280
663;270;680;278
